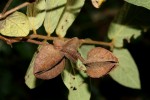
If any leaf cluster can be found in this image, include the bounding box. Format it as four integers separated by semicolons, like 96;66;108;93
0;0;148;100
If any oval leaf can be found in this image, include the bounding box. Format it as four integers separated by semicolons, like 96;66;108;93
109;48;141;89
0;11;30;37
27;0;46;30
44;0;67;35
108;23;141;47
61;60;91;100
56;0;85;37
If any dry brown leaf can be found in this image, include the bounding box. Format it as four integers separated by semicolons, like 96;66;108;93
34;44;65;80
84;47;118;78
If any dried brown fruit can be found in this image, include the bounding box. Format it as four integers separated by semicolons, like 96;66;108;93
34;44;65;80
35;59;65;80
84;47;118;78
61;37;84;62
53;39;65;50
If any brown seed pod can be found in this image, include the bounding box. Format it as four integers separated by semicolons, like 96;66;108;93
34;44;65;80
61;37;84;62
53;39;65;50
34;59;65;80
86;62;116;78
84;47;118;78
85;47;118;63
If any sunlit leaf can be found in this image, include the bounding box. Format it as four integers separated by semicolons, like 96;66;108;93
0;11;30;37
125;0;150;10
108;23;141;47
44;0;67;35
62;60;90;100
27;0;46;30
109;48;141;89
56;0;85;37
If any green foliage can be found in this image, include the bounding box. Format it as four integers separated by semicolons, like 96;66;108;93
62;60;91;100
108;23;141;47
78;45;95;59
27;0;46;30
61;45;94;100
0;0;148;100
106;2;142;89
109;48;141;89
56;0;85;37
0;11;30;37
125;0;150;10
25;50;38;89
44;0;67;35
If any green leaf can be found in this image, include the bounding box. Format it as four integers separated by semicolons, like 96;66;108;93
62;60;91;100
44;0;67;35
108;23;141;47
56;0;85;37
125;0;150;10
25;45;43;89
25;52;37;89
78;44;95;59
109;48;141;89
0;11;30;37
27;0;46;30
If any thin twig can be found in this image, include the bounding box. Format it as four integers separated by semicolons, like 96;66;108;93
29;34;61;41
0;2;30;19
0;33;113;48
80;38;113;47
2;0;13;14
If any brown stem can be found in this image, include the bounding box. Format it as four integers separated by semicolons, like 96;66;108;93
0;33;113;48
80;39;113;47
0;2;30;19
2;0;13;14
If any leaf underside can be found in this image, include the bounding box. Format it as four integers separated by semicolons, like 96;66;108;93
109;48;141;89
27;0;46;30
125;0;150;10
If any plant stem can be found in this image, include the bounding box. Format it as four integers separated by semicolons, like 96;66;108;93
0;2;30;19
0;33;113;48
80;39;113;47
2;0;13;14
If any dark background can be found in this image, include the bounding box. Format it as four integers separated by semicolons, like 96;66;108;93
0;0;150;100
